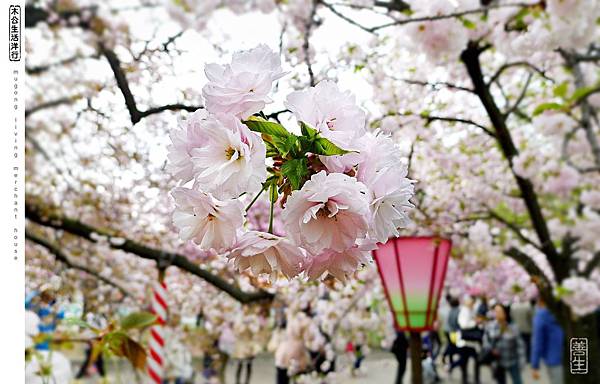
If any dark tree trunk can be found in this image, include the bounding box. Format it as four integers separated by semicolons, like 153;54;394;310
560;311;599;384
459;40;600;384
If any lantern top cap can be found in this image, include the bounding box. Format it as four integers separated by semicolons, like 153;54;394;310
385;235;452;244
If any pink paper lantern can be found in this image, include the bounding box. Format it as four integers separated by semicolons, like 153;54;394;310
373;236;452;331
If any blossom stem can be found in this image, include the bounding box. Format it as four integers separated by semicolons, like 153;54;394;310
268;195;275;234
268;183;276;234
245;184;267;212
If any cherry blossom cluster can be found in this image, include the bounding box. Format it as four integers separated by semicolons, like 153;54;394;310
399;0;600;63
557;276;600;317
167;44;413;281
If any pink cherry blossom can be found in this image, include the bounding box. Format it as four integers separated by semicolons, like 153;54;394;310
202;44;285;118
285;80;366;170
559;277;600;317
166;109;210;183
366;167;414;242
166;0;220;30
171;187;244;251
191;113;266;198
532;112;575;136
282;171;370;254
402;1;470;63
304;239;376;282
355;131;402;181
581;190;600;209
545;165;580;197
228;231;305;279
356;131;413;242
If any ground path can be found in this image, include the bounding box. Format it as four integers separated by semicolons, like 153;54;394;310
72;349;554;383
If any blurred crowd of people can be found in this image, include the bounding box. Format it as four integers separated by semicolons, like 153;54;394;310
25;285;583;384
390;293;567;384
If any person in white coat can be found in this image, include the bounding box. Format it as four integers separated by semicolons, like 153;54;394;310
456;296;482;384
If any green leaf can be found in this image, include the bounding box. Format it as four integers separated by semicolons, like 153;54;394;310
554;285;572;299
272;134;299;157
106;331;128;351
243;117;290;138
460;17;476;30
553;81;569;99
120;312;157;330
312;137;352;156
299;121;318;138
492;202;529;226
298;136;314;154
401;8;414;16
511;284;523;294
532;102;564;116
264;140;279;158
509;7;530;31
65;317;92;329
173;0;192;12
281;158;309;190
569;85;599;103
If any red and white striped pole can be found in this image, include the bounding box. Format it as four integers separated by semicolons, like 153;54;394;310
147;273;168;384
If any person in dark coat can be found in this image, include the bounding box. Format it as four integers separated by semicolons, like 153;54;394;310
392;331;409;384
445;297;462;373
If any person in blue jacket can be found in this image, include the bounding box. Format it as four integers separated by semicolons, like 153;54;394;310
530;296;564;384
26;289;65;351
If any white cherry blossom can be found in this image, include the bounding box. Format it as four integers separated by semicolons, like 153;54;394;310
191;113;266;198
202;44;285;118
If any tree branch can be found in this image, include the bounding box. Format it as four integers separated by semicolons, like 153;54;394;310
319;1;377;34
26;228;134;300
373;0;410;12
488;61;552;86
26;202;274;304
264;109;290;123
99;43;202;124
302;1;319;86
503;72;533;119
583;251;600;277
488;208;542;251
369;3;531;32
503;247;556;311
27;54;100;75
25;97;77;118
395;77;475;93
26;5;202;123
415;113;496;138
560;50;600;171
25;4;93;29
461;42;563;278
